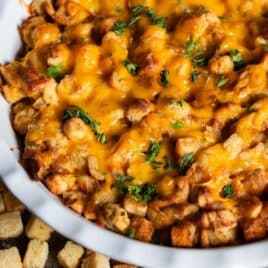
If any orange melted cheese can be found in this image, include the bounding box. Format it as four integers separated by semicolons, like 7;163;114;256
2;0;268;247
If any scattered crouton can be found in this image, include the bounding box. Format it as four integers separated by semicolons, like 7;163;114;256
0;247;22;268
25;215;53;241
57;241;85;268
23;239;49;268
0;181;5;192
0;211;23;239
0;193;5;213
3;191;25;212
81;252;110;268
129;217;154;242
123;195;148;217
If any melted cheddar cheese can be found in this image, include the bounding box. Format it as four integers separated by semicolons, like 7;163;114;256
2;0;268;248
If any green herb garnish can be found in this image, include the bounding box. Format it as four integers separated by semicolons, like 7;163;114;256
147;9;167;28
128;184;157;202
47;64;63;80
132;5;145;14
116;4;123;13
230;49;245;70
182;36;198;57
126;229;135;238
143;141;162;163
180;152;194;174
113;21;128;35
151;160;163;170
115;173;134;181
124;59;138;76
191;70;201;82
128;15;142;26
221;184;233;198
160;69;169;88
62;106;106;144
171;121;184;129
216;76;229;88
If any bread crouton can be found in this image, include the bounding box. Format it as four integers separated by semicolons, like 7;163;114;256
57;241;84;268
23;239;49;268
0;193;5;213
25;216;53;241
0;247;22;268
0;212;23;239
81;252;110;268
129;217;154;242
3;191;25;212
171;222;198;248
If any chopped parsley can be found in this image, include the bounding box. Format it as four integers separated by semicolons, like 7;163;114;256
113;21;128;35
132;5;145;14
230;49;245;70
126;229;135;239
163;156;175;171
128;184;157;202
47;64;63;80
182;37;207;67
191;70;201;82
143;141;162;163
112;175;157;202
123;59;138;76
221;184;233;198
147;9;167;28
262;44;268;51
62;106;106;144
79;37;85;43
179;152;194;174
216;76;229;88
171;121;184;129
114;173;134;181
116;4;123;13
151;160;163;170
128;15;142;26
160;69;170;88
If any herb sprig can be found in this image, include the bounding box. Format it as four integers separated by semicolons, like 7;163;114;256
62;106;106;144
179;152;194;174
221;184;233;198
143;141;162;163
47;64;64;80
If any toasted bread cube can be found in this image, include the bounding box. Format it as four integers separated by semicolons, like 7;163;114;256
57;241;84;268
23;239;49;268
123;195;148;217
0;193;5;213
25;216;53;241
81;253;110;268
3;191;25;212
0;181;5;192
0;212;23;239
0;247;22;268
129;217;154;242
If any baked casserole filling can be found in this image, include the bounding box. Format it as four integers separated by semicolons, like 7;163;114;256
2;0;268;247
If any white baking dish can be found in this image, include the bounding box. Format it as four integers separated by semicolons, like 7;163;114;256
1;1;268;267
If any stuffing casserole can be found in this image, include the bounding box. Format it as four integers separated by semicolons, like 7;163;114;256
2;0;268;248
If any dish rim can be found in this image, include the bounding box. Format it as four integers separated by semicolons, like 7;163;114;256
1;1;268;267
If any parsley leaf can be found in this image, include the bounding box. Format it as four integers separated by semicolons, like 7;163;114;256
128;184;157;202
62;105;106;144
160;69;170;88
128;15;142;26
221;184;233;198
115;173;134;181
216;76;229;88
180;152;194;174
132;5;145;14
113;21;128;35
230;49;245;70
143;141;162;163
182;36;198;57
191;70;201;82
116;4;123;12
126;229;135;238
124;59;138;76
171;121;184;129
47;64;63;80
151;160;163;170
147;9;167;28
